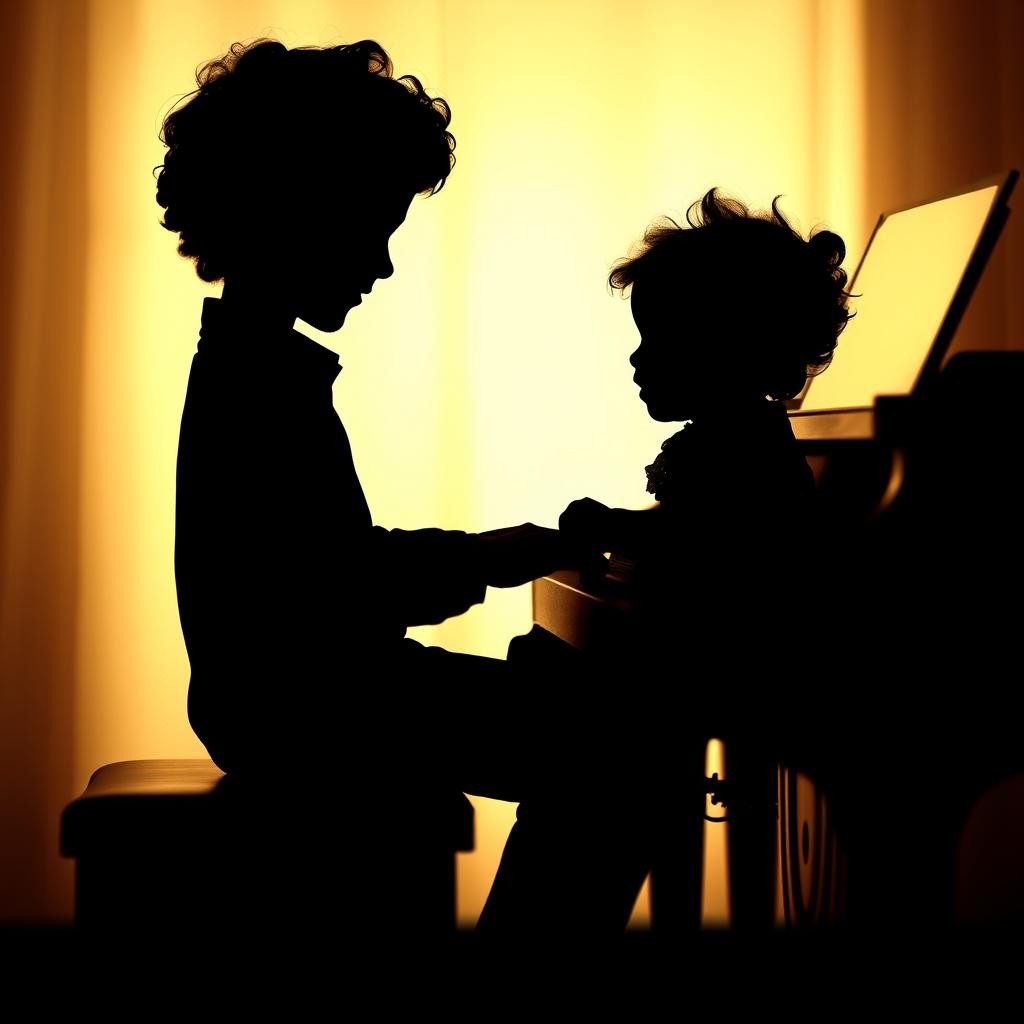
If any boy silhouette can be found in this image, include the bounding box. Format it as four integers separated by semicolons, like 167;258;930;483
158;39;583;794
158;40;624;944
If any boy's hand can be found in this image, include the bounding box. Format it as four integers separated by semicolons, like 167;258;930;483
474;523;573;589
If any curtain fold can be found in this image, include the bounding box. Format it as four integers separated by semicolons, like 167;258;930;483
0;0;89;923
862;0;1024;354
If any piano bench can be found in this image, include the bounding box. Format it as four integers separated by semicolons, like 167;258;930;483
59;759;474;938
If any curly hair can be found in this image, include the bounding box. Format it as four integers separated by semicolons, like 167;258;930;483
154;38;456;283
609;188;854;402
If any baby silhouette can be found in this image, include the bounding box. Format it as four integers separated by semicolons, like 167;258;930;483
477;189;854;937
560;187;851;685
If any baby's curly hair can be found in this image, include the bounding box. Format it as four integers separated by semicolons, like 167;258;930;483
609;188;854;402
154;38;456;283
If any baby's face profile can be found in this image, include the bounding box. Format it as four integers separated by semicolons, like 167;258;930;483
287;183;416;333
628;278;719;422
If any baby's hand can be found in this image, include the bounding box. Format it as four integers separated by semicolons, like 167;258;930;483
559;497;616;551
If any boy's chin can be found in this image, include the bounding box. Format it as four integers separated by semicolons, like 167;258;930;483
301;307;349;334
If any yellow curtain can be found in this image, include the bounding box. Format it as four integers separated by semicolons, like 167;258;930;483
0;0;89;924
861;0;1024;351
1;0;1020;928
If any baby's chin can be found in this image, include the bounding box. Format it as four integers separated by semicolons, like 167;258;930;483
641;394;698;423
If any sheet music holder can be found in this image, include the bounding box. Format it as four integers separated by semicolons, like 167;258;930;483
786;170;1018;443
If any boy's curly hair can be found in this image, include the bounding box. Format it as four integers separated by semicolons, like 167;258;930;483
609;188;854;402
154;38;456;283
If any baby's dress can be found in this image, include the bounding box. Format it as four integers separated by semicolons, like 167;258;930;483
627;400;817;735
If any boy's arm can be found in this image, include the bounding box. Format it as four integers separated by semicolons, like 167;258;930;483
367;525;486;627
367;522;584;628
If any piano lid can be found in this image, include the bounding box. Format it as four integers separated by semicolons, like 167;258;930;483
786;170;1018;442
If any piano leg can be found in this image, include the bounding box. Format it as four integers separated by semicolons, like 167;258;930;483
648;738;708;935
724;739;779;932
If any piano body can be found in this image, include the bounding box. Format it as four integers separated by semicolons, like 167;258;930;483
524;171;1024;931
531;351;1024;930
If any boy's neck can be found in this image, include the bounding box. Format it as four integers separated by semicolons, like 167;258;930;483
219;276;297;336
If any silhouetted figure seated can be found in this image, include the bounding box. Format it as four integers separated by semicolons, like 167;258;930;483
476;189;853;936
157;36;587;780
158;38;617;935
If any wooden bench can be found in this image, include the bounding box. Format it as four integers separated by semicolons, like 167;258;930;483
60;759;474;938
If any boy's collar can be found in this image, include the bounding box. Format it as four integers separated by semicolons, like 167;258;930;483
197;296;342;384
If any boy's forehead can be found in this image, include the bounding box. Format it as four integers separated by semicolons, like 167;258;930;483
309;176;415;220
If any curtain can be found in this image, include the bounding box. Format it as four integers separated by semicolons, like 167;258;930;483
0;0;89;925
1;0;1019;928
862;0;1024;352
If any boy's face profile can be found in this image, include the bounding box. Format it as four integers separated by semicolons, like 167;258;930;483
286;183;417;333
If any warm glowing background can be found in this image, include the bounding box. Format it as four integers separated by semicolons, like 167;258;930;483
1;0;1021;927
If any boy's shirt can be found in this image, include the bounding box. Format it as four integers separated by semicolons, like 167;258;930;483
175;296;485;771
